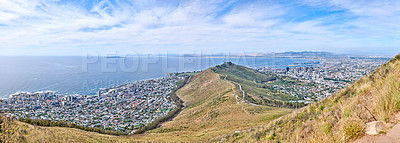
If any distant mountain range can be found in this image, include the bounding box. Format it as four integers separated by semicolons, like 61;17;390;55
183;51;339;58
273;51;335;57
100;51;392;59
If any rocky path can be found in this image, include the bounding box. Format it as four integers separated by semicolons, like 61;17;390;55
354;112;400;143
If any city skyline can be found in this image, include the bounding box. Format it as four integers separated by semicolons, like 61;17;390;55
0;0;399;56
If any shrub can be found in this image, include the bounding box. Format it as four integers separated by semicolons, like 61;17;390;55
374;74;400;121
267;132;276;140
319;105;325;111
342;119;364;141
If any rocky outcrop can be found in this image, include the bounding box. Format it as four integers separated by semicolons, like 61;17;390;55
365;121;383;135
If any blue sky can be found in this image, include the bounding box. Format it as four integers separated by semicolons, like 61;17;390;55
0;0;399;56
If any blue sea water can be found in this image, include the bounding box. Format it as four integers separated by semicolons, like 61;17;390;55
0;56;318;98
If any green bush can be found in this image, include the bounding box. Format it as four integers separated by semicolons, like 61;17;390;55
343;119;364;141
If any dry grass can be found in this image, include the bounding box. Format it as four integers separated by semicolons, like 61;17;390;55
340;118;365;141
374;74;400;121
1;116;25;143
235;54;400;143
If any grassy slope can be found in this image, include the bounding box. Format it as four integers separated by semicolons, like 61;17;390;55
235;54;400;143
1;68;292;142
212;62;299;104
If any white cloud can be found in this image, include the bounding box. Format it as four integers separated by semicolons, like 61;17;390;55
329;0;400;17
0;0;398;55
222;2;284;27
0;0;40;21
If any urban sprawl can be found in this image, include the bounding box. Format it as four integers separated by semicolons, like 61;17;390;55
258;57;388;101
0;75;182;134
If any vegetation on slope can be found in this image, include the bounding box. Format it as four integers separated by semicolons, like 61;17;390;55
1;115;20;142
212;62;306;108
1;115;121;143
16;117;125;136
235;54;400;142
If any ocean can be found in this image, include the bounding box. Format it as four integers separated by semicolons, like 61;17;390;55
0;55;318;98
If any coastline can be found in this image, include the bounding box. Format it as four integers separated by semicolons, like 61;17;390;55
2;74;174;100
0;72;193;134
0;56;323;99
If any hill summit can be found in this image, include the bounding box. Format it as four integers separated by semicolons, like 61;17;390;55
212;62;306;108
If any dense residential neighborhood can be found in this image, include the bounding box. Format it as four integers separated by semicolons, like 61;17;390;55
0;75;183;134
258;57;388;101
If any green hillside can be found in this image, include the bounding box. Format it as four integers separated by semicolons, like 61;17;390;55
234;54;400;142
212;62;305;107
